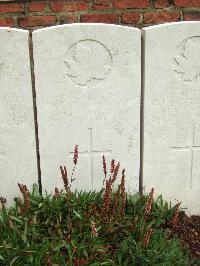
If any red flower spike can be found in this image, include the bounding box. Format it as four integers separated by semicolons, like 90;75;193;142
91;221;98;237
73;145;78;165
120;169;126;212
171;202;181;227
54;187;60;198
111;162;120;183
110;159;115;174
17;183;30;210
101;179;112;217
102;155;107;176
60;166;69;192
144;227;154;247
145;188;154;215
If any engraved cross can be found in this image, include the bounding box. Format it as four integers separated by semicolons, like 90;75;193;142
69;128;112;187
172;125;200;188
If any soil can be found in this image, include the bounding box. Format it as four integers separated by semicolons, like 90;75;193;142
168;211;200;260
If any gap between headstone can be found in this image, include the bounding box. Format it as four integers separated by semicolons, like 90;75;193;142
28;32;42;195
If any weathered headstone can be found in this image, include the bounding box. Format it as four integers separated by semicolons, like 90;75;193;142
33;24;141;193
142;22;200;214
0;28;37;204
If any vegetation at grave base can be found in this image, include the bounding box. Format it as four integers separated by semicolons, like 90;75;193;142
0;146;198;265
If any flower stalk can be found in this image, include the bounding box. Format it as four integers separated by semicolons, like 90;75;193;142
18;183;30;210
143;227;153;248
91;221;98;237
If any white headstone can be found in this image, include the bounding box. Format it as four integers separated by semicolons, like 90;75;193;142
143;22;200;214
33;24;141;193
0;28;37;204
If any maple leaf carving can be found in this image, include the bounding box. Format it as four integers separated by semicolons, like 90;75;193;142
173;37;200;84
64;40;112;87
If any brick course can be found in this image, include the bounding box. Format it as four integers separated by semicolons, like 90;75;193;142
154;0;170;8
92;0;110;10
143;12;181;23
80;13;119;23
0;0;199;28
113;0;149;9
0;17;14;27
50;1;89;12
183;10;200;19
28;2;47;12
0;3;24;13
121;12;140;24
174;0;200;7
18;15;56;28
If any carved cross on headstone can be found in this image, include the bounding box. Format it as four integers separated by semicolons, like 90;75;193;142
69;128;113;187
172;125;200;188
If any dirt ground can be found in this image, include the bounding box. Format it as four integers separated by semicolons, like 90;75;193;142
168;212;200;260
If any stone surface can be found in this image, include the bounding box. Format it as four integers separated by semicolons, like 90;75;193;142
142;22;200;215
0;28;37;205
33;24;141;193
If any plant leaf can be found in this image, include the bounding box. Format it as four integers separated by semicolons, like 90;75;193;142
10;256;19;266
73;209;82;219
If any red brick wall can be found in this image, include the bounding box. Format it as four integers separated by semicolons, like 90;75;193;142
0;0;199;29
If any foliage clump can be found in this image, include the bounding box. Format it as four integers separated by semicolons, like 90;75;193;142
0;146;195;265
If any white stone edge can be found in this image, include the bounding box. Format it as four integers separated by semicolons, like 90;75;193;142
0;27;29;35
32;23;141;35
142;21;200;33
